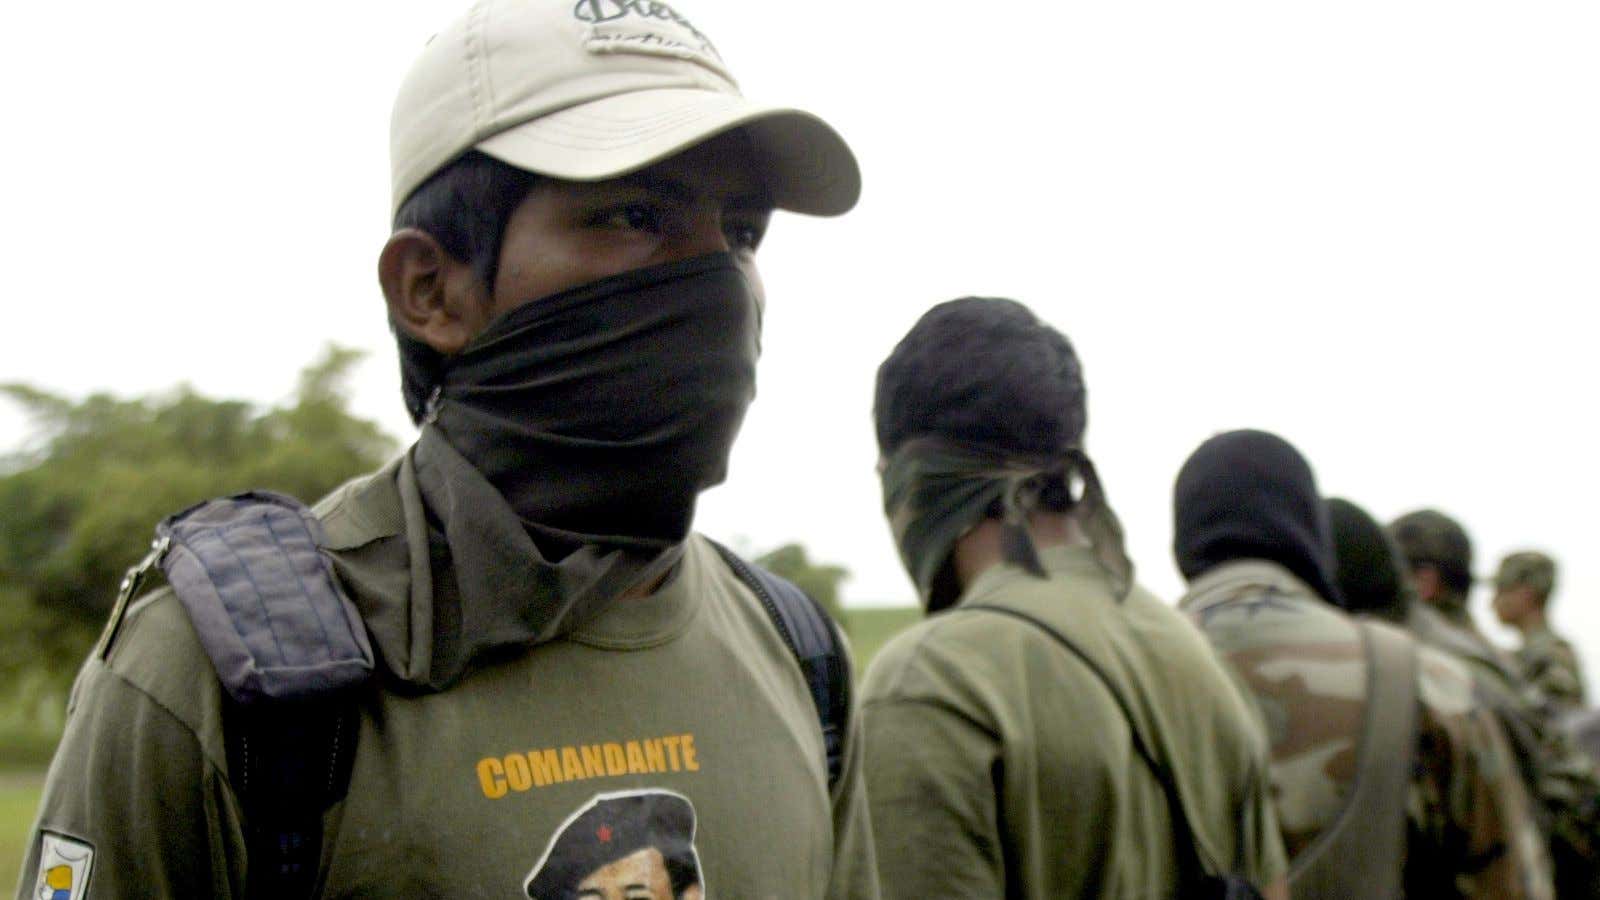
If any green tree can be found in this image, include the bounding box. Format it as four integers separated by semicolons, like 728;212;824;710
754;543;849;623
0;346;398;730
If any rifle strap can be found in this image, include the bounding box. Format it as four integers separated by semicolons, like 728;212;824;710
1287;620;1419;899
965;603;1265;899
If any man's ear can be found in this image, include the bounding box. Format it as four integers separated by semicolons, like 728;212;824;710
1412;565;1442;604
378;228;491;356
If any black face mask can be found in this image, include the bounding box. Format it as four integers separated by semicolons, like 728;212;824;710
429;252;760;552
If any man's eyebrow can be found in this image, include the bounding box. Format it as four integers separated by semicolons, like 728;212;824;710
616;172;773;209
618;172;695;203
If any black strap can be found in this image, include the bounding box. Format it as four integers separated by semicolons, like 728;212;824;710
966;604;1261;899
711;541;849;789
225;700;359;900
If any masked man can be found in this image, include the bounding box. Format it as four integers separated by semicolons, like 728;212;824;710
18;2;877;897
1174;431;1552;899
859;298;1289;899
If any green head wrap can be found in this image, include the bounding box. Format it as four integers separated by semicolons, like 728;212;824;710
880;437;1133;612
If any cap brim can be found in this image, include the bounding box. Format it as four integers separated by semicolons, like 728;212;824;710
474;88;860;216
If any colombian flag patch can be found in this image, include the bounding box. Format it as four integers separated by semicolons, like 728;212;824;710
33;832;93;900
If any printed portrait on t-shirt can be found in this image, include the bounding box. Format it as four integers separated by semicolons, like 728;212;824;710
525;789;705;900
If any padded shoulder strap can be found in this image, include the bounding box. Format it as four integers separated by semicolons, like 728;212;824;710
710;541;849;789
1288;620;1419;899
155;491;375;705
113;491;372;900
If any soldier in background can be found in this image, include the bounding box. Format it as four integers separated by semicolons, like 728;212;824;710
1387;509;1600;897
1325;497;1412;625
861;299;1289;899
1389;509;1522;680
1174;430;1553;899
1493;551;1588;714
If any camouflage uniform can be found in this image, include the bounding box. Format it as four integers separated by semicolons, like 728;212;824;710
1393;513;1600;897
1571;709;1600;766
1519;627;1587;712
1494;552;1587;712
1182;559;1554;900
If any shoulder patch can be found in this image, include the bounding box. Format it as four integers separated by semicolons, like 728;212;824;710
32;832;94;900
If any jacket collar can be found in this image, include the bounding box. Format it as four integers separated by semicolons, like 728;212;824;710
314;426;681;691
1179;558;1318;614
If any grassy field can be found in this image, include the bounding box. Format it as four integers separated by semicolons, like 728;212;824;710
0;605;924;891
1;772;42;895
843;605;921;671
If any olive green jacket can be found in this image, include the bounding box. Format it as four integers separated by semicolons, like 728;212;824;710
860;544;1287;899
18;437;879;899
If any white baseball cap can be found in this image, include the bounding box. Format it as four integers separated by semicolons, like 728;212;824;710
390;0;861;219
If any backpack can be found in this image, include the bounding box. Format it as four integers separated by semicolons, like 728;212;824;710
108;492;849;899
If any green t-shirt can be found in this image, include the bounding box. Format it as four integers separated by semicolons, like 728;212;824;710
17;451;878;900
859;544;1286;899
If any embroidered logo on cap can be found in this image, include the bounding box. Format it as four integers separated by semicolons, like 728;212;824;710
573;0;733;82
33;833;94;900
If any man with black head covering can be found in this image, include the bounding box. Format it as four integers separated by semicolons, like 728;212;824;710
1327;497;1548;817
860;298;1289;899
1325;497;1413;624
1174;430;1552;900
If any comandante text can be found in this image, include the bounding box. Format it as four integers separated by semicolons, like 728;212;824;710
476;733;700;799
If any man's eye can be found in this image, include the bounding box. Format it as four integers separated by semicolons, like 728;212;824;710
600;204;663;233
726;222;764;252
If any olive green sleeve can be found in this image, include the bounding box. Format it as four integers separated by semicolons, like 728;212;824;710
861;698;1003;900
825;698;881;900
16;658;246;899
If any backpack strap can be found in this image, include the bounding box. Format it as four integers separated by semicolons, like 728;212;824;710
965;603;1265;900
155;491;374;705
1286;620;1419;898
118;491;372;899
710;541;849;789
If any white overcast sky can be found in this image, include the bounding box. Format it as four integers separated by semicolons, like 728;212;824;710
4;2;1597;683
